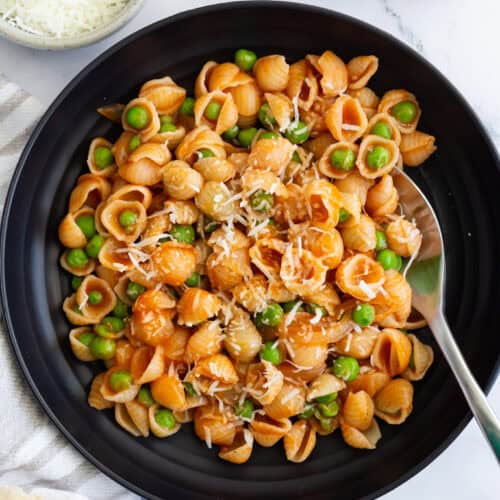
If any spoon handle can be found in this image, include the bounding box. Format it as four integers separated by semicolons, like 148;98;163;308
430;312;500;462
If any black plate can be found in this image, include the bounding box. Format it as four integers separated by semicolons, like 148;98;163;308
1;2;499;499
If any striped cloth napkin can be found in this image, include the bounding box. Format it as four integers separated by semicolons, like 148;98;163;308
0;74;138;500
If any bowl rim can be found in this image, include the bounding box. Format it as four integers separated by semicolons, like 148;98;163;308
1;1;499;499
0;0;145;50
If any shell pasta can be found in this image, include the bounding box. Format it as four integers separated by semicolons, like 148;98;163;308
60;48;436;464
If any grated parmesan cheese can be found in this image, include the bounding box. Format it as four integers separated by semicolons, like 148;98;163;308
0;0;131;39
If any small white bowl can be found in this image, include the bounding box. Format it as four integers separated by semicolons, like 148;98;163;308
0;0;145;50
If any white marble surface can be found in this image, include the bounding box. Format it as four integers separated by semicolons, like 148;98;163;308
0;0;499;498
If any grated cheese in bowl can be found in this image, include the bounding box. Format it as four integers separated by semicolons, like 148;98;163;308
0;0;133;40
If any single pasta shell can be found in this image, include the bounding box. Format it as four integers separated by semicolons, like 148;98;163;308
365;112;401;146
224;309;262;364
286;59;318;111
151;371;187;411
176;126;226;164
109;184;152;210
125;400;150;437
194;90;239;135
119;143;170;186
263;382;306;420
63;295;95;326
254;55;290;92
283;420;317;463
265;92;292;131
112;131;134;168
307;373;346;401
60;251;96;278
87;137;116;177
115;403;142;437
325;95;368;143
88;373;113;410
356;135;400;179
399;131;437;167
335;171;374;206
121;97;160;142
139;76;186;115
176;288;222;326
100;367;140;403
194;405;237;446
335;327;379;360
163;325;190;361
195;61;218;97
340;418;381;449
347;370;391;398
307;50;348;97
58;206;94;248
347;55;379;90
250;415;292;447
99;238;134;273
342;390;375;431
130;345;165;384
375;378;414;424
219;428;254;464
148;404;181;438
76;275;117;322
68;174;111;213
245;361;284;405
318;142;359;180
208;62;253;91
341;213;377;253
365;174;399;217
348;87;380;120
230;81;261;118
100;199;147;244
195;354;239;385
69;327;97;362
185;320;224;362
378;89;421;134
194;157;235;182
402;334;434;381
371;328;412;376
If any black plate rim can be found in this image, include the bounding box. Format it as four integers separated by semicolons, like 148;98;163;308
1;2;499;499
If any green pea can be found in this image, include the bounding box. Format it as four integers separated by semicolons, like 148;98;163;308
305;303;328;317
71;275;84;291
259;131;279;140
236;399;254;419
89;336;116;360
183;381;198;397
203;216;219;233
102;316;124;333
352;303;375;327
260;340;282;365
286;120;310;144
234;48;257;72
94;324;113;338
281;300;304;313
85;234;104;258
180;97;195;116
298;403;315;419
198;148;215;158
332;356;360;382
316;413;337;433
292;151;301;163
315;392;337;404
338;208;351;223
78;331;95;347
318;400;340;418
375;230;388;251
94;147;114;169
160;115;174;125
330;148;355;171
204;101;222;121
250;190;274;212
222;125;239;141
366;146;390;169
113;299;129;319
73;305;82;315
238;127;258;148
185;272;201;287
255;303;284;328
170;224;195;244
119;210;137;228
258;103;277;128
126;281;146;301
109;370;132;392
126;105;150;130
371;121;392;139
392;101;417;123
66;248;88;269
376;249;402;271
160;122;177;133
128;135;141;151
75;215;96;239
155;408;176;429
137;386;155;407
88;290;103;305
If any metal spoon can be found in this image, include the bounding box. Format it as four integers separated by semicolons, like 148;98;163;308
392;169;500;461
